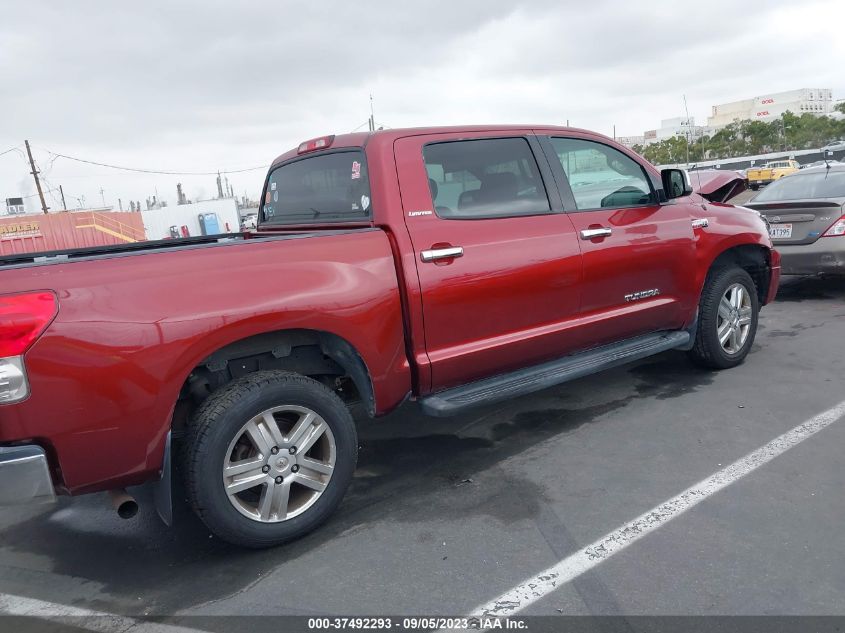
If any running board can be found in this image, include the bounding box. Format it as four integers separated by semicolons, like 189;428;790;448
419;330;690;417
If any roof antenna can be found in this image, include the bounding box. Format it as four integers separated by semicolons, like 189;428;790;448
368;94;375;132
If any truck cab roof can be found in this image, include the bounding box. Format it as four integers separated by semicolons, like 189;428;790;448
270;125;598;168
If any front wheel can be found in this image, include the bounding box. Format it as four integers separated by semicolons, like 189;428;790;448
184;371;357;548
688;266;759;370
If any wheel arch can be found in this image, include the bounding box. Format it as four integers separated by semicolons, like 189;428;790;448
175;328;376;428
701;243;774;305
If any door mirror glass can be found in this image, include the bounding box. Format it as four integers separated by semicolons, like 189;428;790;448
661;169;693;199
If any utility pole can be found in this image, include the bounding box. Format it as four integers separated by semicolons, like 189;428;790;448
59;185;67;211
99;187;106;208
24;140;49;214
683;95;692;167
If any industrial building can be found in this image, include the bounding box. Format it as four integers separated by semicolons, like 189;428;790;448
617;89;837;149
707;88;834;127
618;117;706;149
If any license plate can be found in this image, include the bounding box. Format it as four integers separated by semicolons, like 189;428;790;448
769;223;792;239
754;180;764;184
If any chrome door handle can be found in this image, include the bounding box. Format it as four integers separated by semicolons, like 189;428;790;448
580;227;612;240
420;246;464;262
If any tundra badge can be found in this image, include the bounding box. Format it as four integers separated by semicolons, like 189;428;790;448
625;289;661;302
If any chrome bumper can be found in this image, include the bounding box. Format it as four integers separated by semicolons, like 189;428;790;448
0;445;56;505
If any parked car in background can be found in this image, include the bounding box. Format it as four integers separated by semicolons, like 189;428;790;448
801;160;841;169
0;125;780;548
821;140;845;152
746;160;800;190
746;163;845;275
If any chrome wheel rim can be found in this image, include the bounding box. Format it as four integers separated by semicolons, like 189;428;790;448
223;405;336;523
717;283;753;355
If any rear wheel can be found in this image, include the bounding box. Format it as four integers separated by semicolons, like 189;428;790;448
750;184;759;190
184;371;357;548
688;266;759;369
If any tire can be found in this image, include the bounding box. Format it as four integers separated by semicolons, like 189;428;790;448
184;370;357;548
687;266;759;370
750;184;759;191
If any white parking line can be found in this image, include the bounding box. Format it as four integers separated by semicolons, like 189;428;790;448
473;399;845;617
0;592;199;633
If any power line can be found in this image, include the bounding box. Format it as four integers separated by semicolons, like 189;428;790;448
0;145;22;158
41;148;268;176
21;187;61;199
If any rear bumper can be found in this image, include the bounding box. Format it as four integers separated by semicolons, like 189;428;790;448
776;239;845;275
0;445;56;506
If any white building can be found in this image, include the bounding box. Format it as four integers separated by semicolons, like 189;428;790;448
626;117;707;147
656;117;696;141
140;198;240;240
707;88;834;128
616;135;645;149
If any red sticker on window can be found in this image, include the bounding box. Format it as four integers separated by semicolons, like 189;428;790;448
351;161;361;180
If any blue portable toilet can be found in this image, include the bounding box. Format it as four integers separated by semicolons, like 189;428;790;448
198;212;221;236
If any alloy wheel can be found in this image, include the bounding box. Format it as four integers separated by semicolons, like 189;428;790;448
717;283;753;355
222;405;336;523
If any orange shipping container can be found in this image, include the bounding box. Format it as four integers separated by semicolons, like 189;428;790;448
0;211;146;256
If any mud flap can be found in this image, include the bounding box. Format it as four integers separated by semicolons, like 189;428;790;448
153;431;173;526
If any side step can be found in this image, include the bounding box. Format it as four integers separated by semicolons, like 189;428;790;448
419;330;690;417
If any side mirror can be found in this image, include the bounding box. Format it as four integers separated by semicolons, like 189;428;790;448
661;168;693;199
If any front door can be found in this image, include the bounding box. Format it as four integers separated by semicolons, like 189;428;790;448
540;134;697;349
395;132;583;392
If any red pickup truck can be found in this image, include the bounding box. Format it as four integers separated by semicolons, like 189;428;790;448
0;126;779;547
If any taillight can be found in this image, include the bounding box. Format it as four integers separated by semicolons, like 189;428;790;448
0;291;57;357
297;135;335;154
0;291;57;404
822;214;845;237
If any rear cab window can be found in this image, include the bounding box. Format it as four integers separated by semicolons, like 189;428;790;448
261;150;371;225
753;171;845;201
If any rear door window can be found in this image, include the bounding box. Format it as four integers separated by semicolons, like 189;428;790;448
262;150;371;225
423;137;551;219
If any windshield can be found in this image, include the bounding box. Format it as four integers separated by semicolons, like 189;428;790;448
753;170;845;201
262;150;371;225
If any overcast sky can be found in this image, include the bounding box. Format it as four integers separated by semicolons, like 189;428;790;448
2;0;844;212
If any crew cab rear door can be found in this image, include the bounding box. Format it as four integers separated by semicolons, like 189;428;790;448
394;131;582;393
538;133;697;349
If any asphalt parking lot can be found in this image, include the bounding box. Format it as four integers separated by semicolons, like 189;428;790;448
1;272;844;627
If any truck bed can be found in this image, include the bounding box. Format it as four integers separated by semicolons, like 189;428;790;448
0;232;301;269
0;227;411;493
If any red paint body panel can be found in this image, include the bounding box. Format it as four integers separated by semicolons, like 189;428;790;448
393;130;583;391
0;231;409;492
0;124;779;499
